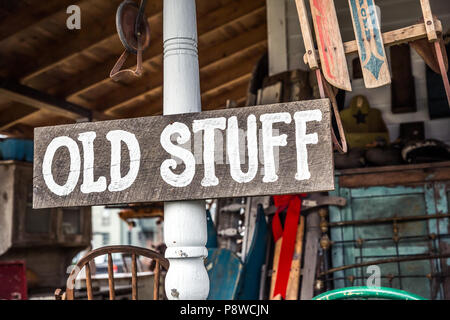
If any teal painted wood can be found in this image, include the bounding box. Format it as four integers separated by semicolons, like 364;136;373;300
329;178;347;288
350;186;425;198
328;178;450;299
435;183;448;214
426;182;450;299
237;205;268;300
206;248;243;300
205;205;269;300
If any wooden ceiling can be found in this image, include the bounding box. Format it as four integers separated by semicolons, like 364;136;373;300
0;0;267;138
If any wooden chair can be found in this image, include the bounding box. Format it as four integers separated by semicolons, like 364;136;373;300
55;245;169;300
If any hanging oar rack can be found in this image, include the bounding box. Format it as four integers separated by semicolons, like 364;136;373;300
295;0;450;155
302;16;444;69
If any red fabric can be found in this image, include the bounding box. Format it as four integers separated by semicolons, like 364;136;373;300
272;194;306;299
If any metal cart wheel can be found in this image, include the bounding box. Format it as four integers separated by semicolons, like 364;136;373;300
116;0;150;55
312;286;426;300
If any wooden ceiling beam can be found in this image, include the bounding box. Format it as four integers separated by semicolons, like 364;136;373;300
235;96;248;107
10;0;232;84
197;0;265;35
115;72;251;118
200;24;267;67
0;123;35;139
0;0;267;136
104;40;266;115
201;54;262;93
0;103;39;132
201;73;252;102
102;26;267;114
51;2;266;101
19;0;163;83
0;78;112;121
202;83;250;111
0;55;259;131
0;0;77;42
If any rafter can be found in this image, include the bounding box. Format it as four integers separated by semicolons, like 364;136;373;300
0;0;77;42
114;72;251;118
202;83;249;111
20;1;164;83
0;78;112;121
2;42;265;136
0;0;267;136
0;123;34;138
0;103;38;131
201;73;252;102
201;54;262;93
104;40;266;115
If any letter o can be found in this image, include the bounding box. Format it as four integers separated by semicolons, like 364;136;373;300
42;136;81;196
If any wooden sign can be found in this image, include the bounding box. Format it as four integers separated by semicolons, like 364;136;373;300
310;0;352;91
33;100;334;209
348;0;391;88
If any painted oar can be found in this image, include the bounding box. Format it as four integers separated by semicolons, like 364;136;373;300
295;0;348;153
309;0;352;91
295;0;319;70
348;0;391;88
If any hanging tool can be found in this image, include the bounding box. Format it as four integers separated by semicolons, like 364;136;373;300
110;0;151;81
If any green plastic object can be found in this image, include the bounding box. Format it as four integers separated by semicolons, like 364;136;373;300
312;287;426;300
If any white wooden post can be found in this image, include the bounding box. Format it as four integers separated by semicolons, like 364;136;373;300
162;0;209;300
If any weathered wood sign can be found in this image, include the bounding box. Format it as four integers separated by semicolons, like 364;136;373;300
348;0;391;88
33;100;334;209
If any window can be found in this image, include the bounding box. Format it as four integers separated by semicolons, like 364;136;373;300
101;211;111;226
102;233;110;245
